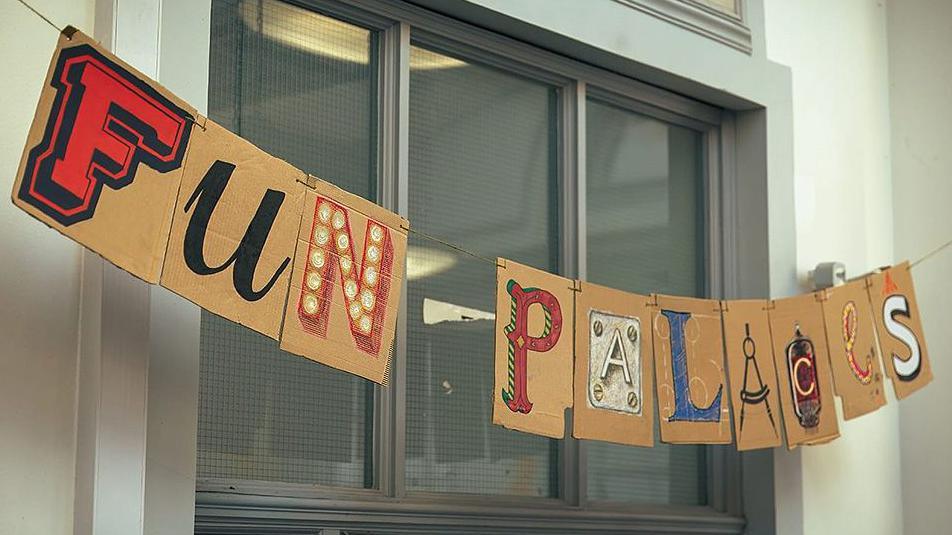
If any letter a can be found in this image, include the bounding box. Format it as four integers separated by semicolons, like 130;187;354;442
599;329;633;384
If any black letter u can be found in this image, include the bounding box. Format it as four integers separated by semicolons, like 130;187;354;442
182;160;290;302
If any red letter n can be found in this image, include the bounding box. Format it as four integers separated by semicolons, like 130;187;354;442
295;197;394;356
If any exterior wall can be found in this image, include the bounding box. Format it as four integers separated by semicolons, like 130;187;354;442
0;1;94;534
763;1;902;534
0;1;207;533
886;1;952;533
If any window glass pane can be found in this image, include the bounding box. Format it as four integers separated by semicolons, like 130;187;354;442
405;44;561;497
197;0;378;488
584;98;708;505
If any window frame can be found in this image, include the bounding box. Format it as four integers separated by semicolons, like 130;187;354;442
194;0;745;532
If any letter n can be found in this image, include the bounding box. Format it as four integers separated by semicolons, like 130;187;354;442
295;197;394;355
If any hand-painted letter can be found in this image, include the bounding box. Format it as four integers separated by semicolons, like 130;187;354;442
882;295;922;381
662;309;723;422
842;301;873;384
501;280;563;414
785;324;821;428
182;160;289;301
19;44;192;225
295;197;394;355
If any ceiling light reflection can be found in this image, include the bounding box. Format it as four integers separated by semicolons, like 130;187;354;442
407;245;457;281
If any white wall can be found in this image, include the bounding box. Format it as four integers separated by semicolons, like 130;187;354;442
763;1;902;534
886;1;952;533
0;1;94;534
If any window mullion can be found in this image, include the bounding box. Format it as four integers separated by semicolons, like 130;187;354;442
378;18;411;499
574;80;588;508
558;79;585;507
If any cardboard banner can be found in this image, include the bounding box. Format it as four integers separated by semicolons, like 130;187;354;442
279;179;408;385
866;262;933;399
12;27;197;283
572;282;654;447
820;280;887;419
652;295;731;444
161;120;305;339
11;26;938;440
768;293;840;448
721;300;782;451
10;27;411;385
493;258;575;438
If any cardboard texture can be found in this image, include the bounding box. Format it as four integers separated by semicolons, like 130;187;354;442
721;300;782;451
12;27;198;283
572;282;654;447
866;262;933;399
493;259;575;438
279;180;408;385
768;293;840;448
652;295;732;444
820;280;887;420
161;119;305;339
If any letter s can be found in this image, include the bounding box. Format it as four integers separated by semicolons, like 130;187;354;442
883;295;922;381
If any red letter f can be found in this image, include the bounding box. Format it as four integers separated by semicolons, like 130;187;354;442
19;44;192;225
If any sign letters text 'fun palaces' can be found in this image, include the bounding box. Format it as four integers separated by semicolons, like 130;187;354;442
13;28;933;451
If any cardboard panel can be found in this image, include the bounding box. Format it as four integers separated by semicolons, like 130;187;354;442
820;280;887;419
652;295;732;444
722;300;782;451
161;119;305;339
572;282;654;447
12;27;197;282
866;262;933;399
768;293;840;448
492;258;575;438
279;180;408;385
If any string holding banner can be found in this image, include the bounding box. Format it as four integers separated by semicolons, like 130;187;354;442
16;0;64;33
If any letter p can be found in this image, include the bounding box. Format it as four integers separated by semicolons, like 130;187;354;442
501;280;563;414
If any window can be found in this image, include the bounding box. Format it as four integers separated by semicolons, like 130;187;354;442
584;97;707;506
405;44;560;496
198;0;379;489
196;0;738;532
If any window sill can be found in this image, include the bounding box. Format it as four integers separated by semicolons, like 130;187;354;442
195;490;744;533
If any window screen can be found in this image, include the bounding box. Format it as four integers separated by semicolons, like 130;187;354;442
197;0;378;488
405;44;561;497
584;98;708;505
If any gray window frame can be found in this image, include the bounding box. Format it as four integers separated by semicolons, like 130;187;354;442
194;0;745;532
